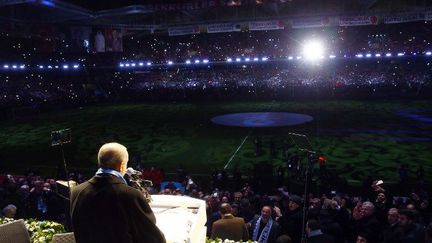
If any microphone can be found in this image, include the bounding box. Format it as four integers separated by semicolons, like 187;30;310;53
126;167;142;176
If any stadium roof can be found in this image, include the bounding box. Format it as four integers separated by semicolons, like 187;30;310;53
0;0;430;29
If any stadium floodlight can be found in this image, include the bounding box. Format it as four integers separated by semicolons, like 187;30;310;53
12;65;17;69
125;63;130;67
167;61;173;65
288;56;293;60
138;62;144;66
48;65;53;69
19;65;25;69
385;53;392;57
3;65;9;69
245;58;250;62
253;57;259;61
426;51;432;56
55;66;59;69
236;58;241;62
262;57;269;61
131;63;136;67
329;55;336;59
39;65;44;69
203;59;209;63
73;64;79;69
397;53;405;56
227;58;233;62
302;40;324;61
146;62;152;66
366;54;372;58
375;54;381;57
194;59;200;64
119;63;125;67
63;65;69;69
356;54;364;58
185;60;191;64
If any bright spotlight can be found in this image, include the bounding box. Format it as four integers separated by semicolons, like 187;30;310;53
245;58;250;62
138;62;144;66
236;58;241;62
385;53;392;57
253;57;259;61
356;54;364;58
227;58;233;62
12;65;17;69
63;65;69;69
73;64;79;69
131;63;136;67
146;62;152;66
302;41;324;61
203;59;209;63
375;53;381;57
397;53;405;56
426;51;432;56
119;63;124;67
329;55;336;59
19;65;25;69
3;65;9;69
366;54;372;58
48;65;52;69
185;60;191;64
125;63;130;67
296;56;302;60
39;65;44;69
167;61;173;65
288;56;293;60
262;57;269;61
194;59;200;64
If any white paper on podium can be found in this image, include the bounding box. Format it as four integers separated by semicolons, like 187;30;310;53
150;195;207;243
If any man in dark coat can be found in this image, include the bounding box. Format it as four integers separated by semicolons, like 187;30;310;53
277;195;303;243
71;142;165;243
382;208;404;243
249;206;281;243
306;219;335;243
211;203;249;241
399;209;425;243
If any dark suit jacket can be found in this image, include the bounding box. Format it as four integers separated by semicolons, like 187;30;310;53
249;215;281;243
70;175;165;243
211;214;249;241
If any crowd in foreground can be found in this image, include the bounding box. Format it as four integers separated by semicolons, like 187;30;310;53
0;158;431;243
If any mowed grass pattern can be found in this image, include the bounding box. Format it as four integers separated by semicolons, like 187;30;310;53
0;100;431;182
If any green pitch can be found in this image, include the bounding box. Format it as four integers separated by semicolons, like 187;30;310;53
0;100;431;182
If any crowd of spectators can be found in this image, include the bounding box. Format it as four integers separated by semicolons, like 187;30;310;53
0;22;431;110
1;164;431;243
0;59;430;110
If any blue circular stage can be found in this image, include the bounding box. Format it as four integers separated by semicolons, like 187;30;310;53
211;112;313;127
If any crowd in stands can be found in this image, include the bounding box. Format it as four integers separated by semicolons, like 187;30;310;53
0;22;431;109
1;163;431;243
0;59;430;109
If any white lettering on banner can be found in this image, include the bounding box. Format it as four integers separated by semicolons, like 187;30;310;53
168;26;200;36
292;17;330;29
384;12;421;24
339;15;378;26
249;20;284;31
207;23;241;33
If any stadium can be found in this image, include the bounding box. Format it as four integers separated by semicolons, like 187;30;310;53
0;0;431;243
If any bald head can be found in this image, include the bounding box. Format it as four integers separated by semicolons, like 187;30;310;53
98;143;128;174
220;203;232;215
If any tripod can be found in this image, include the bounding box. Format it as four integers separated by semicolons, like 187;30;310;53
288;132;316;243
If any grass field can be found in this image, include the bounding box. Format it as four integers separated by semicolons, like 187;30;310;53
0;100;431;182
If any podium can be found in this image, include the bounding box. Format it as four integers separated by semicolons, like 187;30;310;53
150;195;207;243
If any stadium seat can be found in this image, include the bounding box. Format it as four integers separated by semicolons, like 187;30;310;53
0;219;31;243
52;232;76;243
